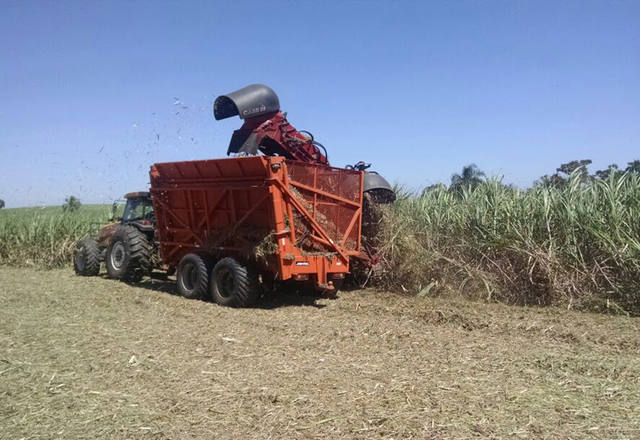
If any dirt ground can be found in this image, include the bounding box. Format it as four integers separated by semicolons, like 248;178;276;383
1;268;638;439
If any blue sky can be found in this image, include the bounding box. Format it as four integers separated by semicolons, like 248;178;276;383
0;0;638;207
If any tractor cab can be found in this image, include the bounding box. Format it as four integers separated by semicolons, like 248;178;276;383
97;192;154;250
75;191;157;279
121;192;154;231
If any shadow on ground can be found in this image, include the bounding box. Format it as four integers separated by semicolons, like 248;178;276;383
104;272;335;309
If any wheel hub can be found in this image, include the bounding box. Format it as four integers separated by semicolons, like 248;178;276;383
181;263;199;291
110;242;126;269
216;269;235;298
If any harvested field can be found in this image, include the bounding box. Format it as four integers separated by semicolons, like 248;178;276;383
1;268;639;439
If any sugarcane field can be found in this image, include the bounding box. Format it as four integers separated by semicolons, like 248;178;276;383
1;2;639;439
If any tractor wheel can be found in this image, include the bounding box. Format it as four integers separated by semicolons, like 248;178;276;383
105;226;152;282
210;258;259;308
73;238;101;276
176;253;211;300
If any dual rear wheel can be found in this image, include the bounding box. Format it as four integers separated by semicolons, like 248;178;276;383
176;254;259;308
73;232;259;308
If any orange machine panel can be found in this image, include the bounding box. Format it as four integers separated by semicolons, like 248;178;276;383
149;156;363;289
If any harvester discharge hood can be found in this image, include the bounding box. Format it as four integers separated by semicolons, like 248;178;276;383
214;84;280;121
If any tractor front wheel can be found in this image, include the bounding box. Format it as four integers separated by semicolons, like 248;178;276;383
176;253;211;300
105;226;152;282
73;238;101;276
210;258;259;308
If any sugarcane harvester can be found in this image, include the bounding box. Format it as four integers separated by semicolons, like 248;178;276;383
213;84;396;262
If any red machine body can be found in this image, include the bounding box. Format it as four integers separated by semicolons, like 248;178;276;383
214;84;331;166
229;111;329;165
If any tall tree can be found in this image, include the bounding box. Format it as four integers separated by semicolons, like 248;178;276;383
536;174;566;188
0;199;4;209
537;159;593;188
626;160;640;174
556;159;592;181
594;164;622;180
62;196;82;212
450;164;485;192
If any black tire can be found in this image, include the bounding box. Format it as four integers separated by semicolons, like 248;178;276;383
176;253;211;300
73;238;101;276
210;258;259;308
105;226;152;282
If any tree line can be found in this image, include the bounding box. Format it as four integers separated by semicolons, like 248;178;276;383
440;159;640;193
0;196;83;211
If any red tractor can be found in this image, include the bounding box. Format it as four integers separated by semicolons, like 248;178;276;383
73;192;155;281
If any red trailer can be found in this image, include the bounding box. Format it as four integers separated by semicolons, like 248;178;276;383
149;155;365;307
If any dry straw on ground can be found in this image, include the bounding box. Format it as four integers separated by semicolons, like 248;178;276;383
1;267;639;439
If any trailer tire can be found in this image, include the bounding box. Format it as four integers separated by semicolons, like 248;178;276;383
73;238;101;276
210;258;258;308
105;226;152;282
177;253;211;300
